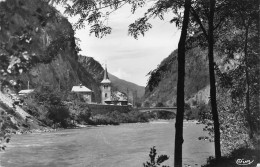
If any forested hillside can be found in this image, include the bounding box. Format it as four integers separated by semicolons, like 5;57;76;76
143;47;210;107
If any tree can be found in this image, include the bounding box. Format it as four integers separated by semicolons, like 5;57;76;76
228;0;259;139
174;0;191;166
215;0;259;140
189;0;259;158
188;0;229;160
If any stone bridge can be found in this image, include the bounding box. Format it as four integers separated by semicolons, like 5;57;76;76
137;107;177;114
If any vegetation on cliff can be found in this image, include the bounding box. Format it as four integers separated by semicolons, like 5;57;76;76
144;48;209;107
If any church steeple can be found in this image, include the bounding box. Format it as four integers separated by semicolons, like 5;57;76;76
101;65;111;84
103;65;109;80
101;65;111;104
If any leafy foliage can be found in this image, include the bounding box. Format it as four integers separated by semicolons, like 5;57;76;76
90;110;152;125
143;146;169;167
144;47;209;106
0;109;12;151
52;0;146;37
67;98;92;124
202;147;260;167
23;86;71;128
198;88;255;154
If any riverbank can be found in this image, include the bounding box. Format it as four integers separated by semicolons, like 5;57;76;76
13;118;202;136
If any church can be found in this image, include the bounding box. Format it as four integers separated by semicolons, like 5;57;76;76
100;66;128;106
71;66;128;105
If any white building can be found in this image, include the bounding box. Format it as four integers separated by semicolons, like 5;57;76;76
71;84;92;103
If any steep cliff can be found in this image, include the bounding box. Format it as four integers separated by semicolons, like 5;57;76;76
0;0;101;102
143;47;210;107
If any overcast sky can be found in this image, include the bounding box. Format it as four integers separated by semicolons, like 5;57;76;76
59;4;180;86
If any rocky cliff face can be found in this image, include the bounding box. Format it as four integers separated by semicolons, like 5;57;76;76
78;55;104;82
143;47;210;107
0;0;101;102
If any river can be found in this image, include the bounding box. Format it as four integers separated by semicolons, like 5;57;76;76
0;120;214;167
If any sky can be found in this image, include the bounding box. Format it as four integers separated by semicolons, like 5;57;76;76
59;4;181;86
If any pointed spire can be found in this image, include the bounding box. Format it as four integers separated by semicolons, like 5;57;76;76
101;64;111;84
103;64;109;80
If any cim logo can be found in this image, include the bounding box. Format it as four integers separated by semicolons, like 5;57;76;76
236;159;254;166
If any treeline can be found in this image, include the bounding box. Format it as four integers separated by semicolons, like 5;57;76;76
21;85;163;128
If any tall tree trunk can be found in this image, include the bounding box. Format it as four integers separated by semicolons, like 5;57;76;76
208;0;221;160
244;25;253;139
174;0;191;166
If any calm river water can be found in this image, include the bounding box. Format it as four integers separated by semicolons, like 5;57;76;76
0;120;214;167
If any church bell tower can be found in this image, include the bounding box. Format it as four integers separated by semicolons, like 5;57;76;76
100;65;111;104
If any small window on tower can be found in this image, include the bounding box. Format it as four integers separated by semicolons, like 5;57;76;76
105;93;107;97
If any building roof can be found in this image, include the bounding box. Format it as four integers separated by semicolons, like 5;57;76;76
101;66;111;84
101;79;111;84
18;89;34;94
71;85;92;92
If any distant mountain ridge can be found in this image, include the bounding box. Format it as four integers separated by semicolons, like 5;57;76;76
108;73;145;98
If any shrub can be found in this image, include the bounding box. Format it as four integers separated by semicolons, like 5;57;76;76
0;109;12;151
156;110;175;120
47;105;70;128
89;110;151;125
76;111;91;123
90;114;119;125
143;146;169;167
156;102;164;107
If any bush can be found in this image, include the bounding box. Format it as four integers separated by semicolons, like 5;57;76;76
156;102;164;107
47;105;70;128
76;111;91;123
185;103;207;120
90;114;119;125
202;147;260;167
156;110;175;120
89;110;152;125
68;100;92;124
143;146;169;167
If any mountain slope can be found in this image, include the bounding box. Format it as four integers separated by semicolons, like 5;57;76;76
108;73;145;98
143;47;210;107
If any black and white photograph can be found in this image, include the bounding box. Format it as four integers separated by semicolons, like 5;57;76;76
0;0;259;166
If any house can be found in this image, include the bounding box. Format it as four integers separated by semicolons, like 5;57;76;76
18;89;34;96
71;84;92;103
